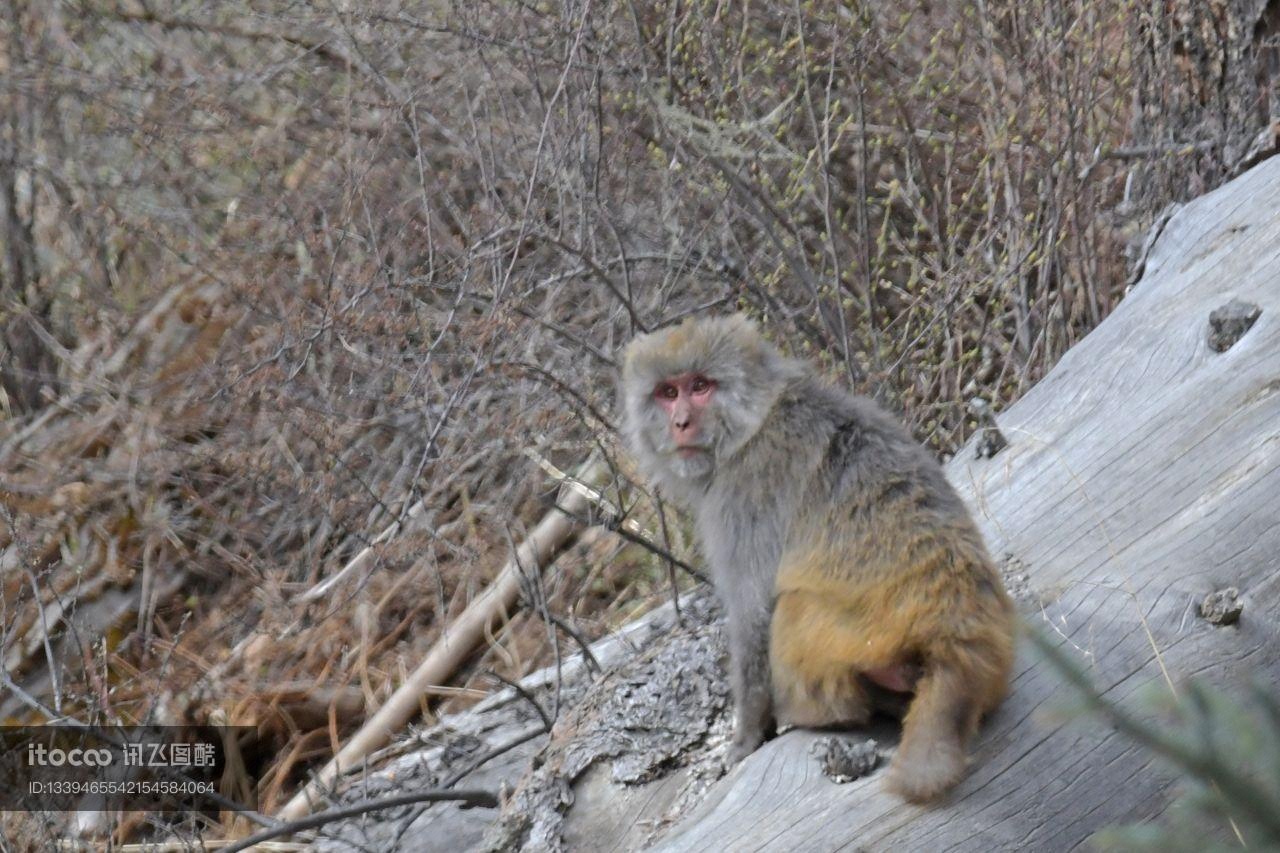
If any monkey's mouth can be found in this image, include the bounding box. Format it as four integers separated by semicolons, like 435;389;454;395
675;445;708;458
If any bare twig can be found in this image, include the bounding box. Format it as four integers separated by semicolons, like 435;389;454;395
221;788;498;853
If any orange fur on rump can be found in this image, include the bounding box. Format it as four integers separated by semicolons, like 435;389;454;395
771;538;1014;802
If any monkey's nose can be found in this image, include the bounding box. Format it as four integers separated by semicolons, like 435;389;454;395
672;423;697;445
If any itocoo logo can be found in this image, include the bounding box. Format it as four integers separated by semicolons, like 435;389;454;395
27;742;114;767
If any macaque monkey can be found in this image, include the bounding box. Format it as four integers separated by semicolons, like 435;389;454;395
620;314;1014;802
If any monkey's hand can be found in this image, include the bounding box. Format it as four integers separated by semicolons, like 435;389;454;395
726;703;775;765
726;727;766;765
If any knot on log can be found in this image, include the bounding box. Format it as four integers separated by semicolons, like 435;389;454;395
1207;300;1262;352
969;397;1009;459
1198;587;1243;626
812;736;882;784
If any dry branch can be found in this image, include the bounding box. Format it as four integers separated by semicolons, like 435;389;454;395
274;458;606;822
296;499;431;604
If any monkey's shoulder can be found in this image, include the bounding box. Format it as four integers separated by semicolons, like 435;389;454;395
766;375;895;430
768;382;918;462
766;374;837;418
799;390;966;518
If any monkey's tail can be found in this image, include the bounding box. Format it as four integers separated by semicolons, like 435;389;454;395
886;657;985;803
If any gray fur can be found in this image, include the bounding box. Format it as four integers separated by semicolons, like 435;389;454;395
620;314;977;760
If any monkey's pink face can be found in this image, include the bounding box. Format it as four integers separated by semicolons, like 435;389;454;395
652;373;717;456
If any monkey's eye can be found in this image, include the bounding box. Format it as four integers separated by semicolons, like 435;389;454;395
655;383;678;400
690;376;713;394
